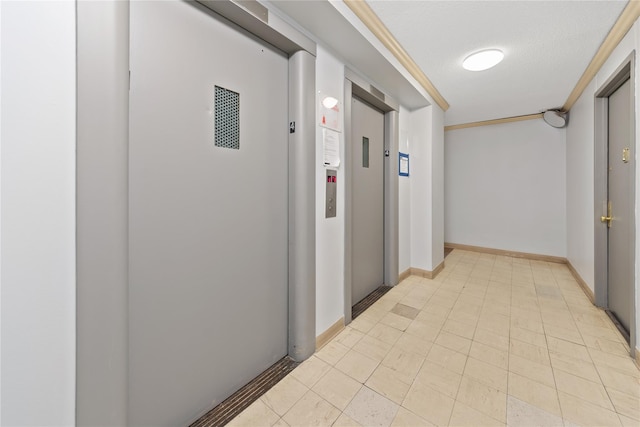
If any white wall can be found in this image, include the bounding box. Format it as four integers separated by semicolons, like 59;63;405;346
445;119;567;257
398;106;411;273
566;19;640;348
409;105;445;272
0;1;76;425
315;45;346;335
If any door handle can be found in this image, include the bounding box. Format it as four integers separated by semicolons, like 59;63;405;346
600;201;613;228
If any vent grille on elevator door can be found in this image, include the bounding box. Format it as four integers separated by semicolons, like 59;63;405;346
214;86;240;150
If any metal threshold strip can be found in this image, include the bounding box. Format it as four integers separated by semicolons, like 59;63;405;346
352;285;392;319
190;356;299;427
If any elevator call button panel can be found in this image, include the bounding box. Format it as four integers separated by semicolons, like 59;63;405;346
326;170;337;218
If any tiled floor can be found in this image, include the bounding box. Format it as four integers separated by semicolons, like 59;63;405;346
228;249;640;426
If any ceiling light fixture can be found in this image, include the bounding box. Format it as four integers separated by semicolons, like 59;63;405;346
543;109;568;128
462;49;504;71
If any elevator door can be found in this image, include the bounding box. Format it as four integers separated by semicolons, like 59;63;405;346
351;97;385;305
606;78;633;337
129;2;288;425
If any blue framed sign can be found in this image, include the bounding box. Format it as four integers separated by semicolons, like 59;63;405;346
399;152;409;177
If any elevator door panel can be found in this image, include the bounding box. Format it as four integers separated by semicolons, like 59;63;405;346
607;78;633;335
351;97;385;305
129;2;288;425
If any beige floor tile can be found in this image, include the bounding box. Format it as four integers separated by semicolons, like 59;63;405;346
365;365;411;405
381;347;425;384
394;333;433;357
405;319;441;342
544;324;584;345
463;356;508;392
272;418;290;427
474;328;509;352
368;323;404;346
414;311;446;329
335;349;379;383
349;314;378;334
553;369;614;410
508;372;561;417
312;367;362;411
578;322;625;343
380;312;413;332
426;343;468;374
343;386;399;427
511;316;545;335
596;364;640;397
546;336;591;364
557;391;622;427
316;340;350;366
353;335;392;362
332;413;363;427
402;380;455;426
588;347;640;377
334;328;365;349
449;400;505;427
435;331;472;355
414;361;462;398
506;396;563;427
549;350;601;383
509;338;551;366
261;375;309;416
508;353;555;387
477;316;510;338
456;376;507;422
581;334;630;357
282;390;341;427
620;413;640;427
228;399;281;427
290;355;332;388
390;407;434;427
607;387;640;421
468;341;508;368
510;326;548;349
442;318;476;340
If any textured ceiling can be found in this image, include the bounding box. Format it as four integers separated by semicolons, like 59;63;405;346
270;1;627;125
368;0;628;125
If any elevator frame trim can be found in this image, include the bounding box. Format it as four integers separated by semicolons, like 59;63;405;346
344;69;400;325
76;1;317;424
594;51;636;357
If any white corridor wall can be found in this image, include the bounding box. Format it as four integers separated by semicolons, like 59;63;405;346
445;119;567;257
0;2;76;425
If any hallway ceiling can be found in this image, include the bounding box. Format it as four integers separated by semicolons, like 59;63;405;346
272;0;628;126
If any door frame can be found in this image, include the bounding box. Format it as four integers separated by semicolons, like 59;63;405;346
594;51;636;356
76;1;317;424
343;69;399;324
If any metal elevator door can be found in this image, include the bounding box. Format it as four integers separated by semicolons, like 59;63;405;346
606;78;633;336
129;2;288;425
351;97;385;305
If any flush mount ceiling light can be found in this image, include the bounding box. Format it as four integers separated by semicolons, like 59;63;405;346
463;49;504;71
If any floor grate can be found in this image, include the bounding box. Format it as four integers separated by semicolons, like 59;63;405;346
352;285;392;319
190;356;299;427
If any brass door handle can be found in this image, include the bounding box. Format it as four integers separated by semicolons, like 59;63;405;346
601;201;613;228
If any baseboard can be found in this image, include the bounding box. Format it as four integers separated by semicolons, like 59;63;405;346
566;261;595;304
398;268;411;282
410;260;445;280
444;242;566;264
635;347;640;369
316;317;345;351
